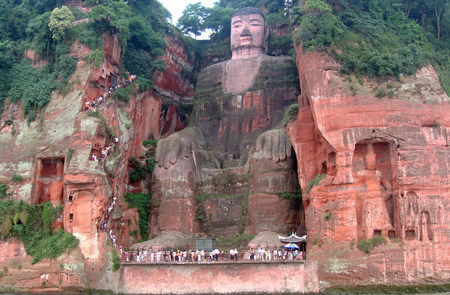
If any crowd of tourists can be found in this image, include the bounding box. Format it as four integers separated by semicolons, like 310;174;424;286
84;72;136;112
121;248;305;263
90;137;119;170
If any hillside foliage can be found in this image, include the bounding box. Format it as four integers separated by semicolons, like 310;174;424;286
292;0;449;93
0;199;78;264
0;0;170;119
179;0;448;94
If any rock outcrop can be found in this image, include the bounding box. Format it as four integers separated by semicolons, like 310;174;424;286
287;47;450;285
0;10;449;292
0;30;196;292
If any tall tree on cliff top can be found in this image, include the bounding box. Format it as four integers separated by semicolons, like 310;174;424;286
48;6;74;41
429;0;448;39
177;2;208;39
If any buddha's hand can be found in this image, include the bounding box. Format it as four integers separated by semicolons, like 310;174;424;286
155;127;204;169
255;129;292;163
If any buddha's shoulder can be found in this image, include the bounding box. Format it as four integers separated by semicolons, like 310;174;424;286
197;61;226;89
198;61;226;77
260;55;295;67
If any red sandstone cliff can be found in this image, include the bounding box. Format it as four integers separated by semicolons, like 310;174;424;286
287;46;450;285
0;16;449;293
0;30;196;293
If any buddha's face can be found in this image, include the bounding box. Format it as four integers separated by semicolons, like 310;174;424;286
230;13;267;54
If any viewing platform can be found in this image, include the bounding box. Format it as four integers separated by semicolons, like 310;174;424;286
118;260;319;294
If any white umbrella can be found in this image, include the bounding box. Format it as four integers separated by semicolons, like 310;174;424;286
283;243;299;250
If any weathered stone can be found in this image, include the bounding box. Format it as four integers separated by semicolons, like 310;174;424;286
287;45;450;285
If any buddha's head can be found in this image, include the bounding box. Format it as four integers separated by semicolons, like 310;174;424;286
230;7;269;59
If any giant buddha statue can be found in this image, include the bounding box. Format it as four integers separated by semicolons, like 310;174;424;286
150;7;300;241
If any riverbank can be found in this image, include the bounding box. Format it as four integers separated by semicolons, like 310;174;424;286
324;283;450;294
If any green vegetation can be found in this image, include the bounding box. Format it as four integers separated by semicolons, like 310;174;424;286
86;49;105;68
292;0;449;94
304;173;326;195
357;236;387;254
129;139;157;182
111;249;120;271
0;184;9;199
11;174;24;183
66;147;74;167
280;190;301;200
49;6;75;41
294;0;345;50
216;233;255;249
280;103;299;127
129;156;154;182
124;193;151;240
142;139;158;147
112;87;131;102
0;199;78;264
0;0;169;118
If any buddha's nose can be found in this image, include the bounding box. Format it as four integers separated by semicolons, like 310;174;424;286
240;27;251;36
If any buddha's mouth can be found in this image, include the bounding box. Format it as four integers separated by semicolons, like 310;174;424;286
240;36;252;43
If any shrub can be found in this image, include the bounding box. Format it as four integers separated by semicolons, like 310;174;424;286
295;0;345;50
129;157;146;182
112;87;130;102
86;49;104;68
357;236;387;254
0;184;9;199
124;193;151;241
8;60;56;120
280;103;299;126
76;24;102;49
0;199;78;263
142;139;158;147
11;174;23;183
112;249;120;271
56;54;77;82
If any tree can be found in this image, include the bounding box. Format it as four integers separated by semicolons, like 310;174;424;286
430;0;448;39
297;0;345;49
177;2;208;38
88;1;131;45
48;6;74;41
203;6;234;39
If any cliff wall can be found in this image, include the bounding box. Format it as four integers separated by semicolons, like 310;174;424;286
0;31;196;293
287;46;450;285
0;19;449;293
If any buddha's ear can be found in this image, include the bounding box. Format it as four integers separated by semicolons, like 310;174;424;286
263;26;269;52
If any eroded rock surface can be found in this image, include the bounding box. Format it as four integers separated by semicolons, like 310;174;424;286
287;47;450;284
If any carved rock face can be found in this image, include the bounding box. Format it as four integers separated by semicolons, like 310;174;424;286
230;13;268;59
288;48;450;284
